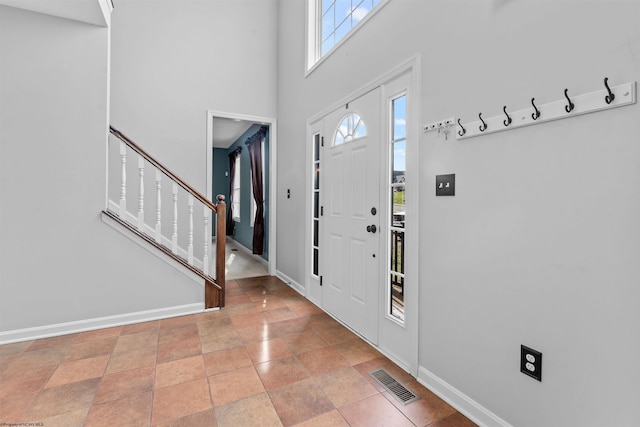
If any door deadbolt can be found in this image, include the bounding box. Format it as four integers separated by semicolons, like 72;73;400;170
366;225;377;234
371;207;377;216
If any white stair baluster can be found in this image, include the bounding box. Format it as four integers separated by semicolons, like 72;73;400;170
172;183;178;254
155;170;162;244
137;155;145;232
188;195;194;265
119;141;127;219
203;206;210;275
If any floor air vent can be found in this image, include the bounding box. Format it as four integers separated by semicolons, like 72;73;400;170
369;369;419;405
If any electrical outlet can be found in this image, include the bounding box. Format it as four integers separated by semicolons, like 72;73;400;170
521;345;542;382
435;174;455;196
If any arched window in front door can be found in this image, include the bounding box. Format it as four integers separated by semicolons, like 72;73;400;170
334;112;367;146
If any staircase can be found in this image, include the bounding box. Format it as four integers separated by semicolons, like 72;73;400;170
104;126;226;309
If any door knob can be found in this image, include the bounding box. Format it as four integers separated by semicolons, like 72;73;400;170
366;225;377;233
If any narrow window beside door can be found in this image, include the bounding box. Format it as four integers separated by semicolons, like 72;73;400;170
312;133;321;277
389;95;406;322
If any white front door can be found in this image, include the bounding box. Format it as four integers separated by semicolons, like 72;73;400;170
322;88;381;344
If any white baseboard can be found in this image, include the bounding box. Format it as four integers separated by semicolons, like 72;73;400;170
417;366;513;427
275;270;305;295
0;303;208;345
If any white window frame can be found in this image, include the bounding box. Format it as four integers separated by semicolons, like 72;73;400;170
305;0;391;75
232;155;241;222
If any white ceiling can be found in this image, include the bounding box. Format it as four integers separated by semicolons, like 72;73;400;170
212;118;255;149
0;0;111;27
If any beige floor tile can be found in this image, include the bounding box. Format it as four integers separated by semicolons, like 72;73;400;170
214;393;281;427
22;378;101;421
45;355;109;388
338;393;414;427
155;355;206;389
255;356;310;391
85;391;152;427
208;366;265;407
245;337;292;364
94;365;155;405
268;377;335;426
203;346;252;376
151;378;212;425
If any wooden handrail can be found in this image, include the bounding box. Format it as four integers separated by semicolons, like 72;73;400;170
109;126;217;213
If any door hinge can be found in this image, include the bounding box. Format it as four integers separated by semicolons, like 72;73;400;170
320;206;324;216
320;276;323;286
321;136;324;147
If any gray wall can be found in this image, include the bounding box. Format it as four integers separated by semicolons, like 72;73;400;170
0;6;203;332
110;0;278;194
276;1;640;426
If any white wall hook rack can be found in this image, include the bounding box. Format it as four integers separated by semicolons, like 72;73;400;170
456;80;636;140
423;117;455;133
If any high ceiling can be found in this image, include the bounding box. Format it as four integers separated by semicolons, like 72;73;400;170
212;117;255;149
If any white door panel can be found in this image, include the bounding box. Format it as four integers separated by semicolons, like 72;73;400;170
322;88;381;343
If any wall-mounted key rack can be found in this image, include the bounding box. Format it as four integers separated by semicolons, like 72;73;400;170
455;78;636;140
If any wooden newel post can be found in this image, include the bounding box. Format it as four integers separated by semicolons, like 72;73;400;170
215;195;226;307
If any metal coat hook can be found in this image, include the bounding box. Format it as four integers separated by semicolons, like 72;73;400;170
531;98;541;120
503;106;512;127
604;77;615;104
564;89;575;113
457;118;466;136
479;113;487;132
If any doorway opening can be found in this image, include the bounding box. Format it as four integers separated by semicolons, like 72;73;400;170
206;111;277;280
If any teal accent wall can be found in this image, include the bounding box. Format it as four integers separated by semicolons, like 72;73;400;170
212;147;229;237
213;124;269;261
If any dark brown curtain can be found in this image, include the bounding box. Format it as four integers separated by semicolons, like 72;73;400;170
246;126;268;255
226;147;241;235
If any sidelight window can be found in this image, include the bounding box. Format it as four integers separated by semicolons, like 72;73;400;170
312;133;321;277
389;94;406;322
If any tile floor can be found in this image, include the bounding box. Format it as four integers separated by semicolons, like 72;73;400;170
0;276;477;427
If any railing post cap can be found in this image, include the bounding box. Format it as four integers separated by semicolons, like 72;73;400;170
217;195;226;202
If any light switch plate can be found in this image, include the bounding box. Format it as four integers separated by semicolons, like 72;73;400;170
436;174;455;196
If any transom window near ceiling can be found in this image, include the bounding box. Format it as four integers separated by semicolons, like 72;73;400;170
321;0;381;56
308;0;387;71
